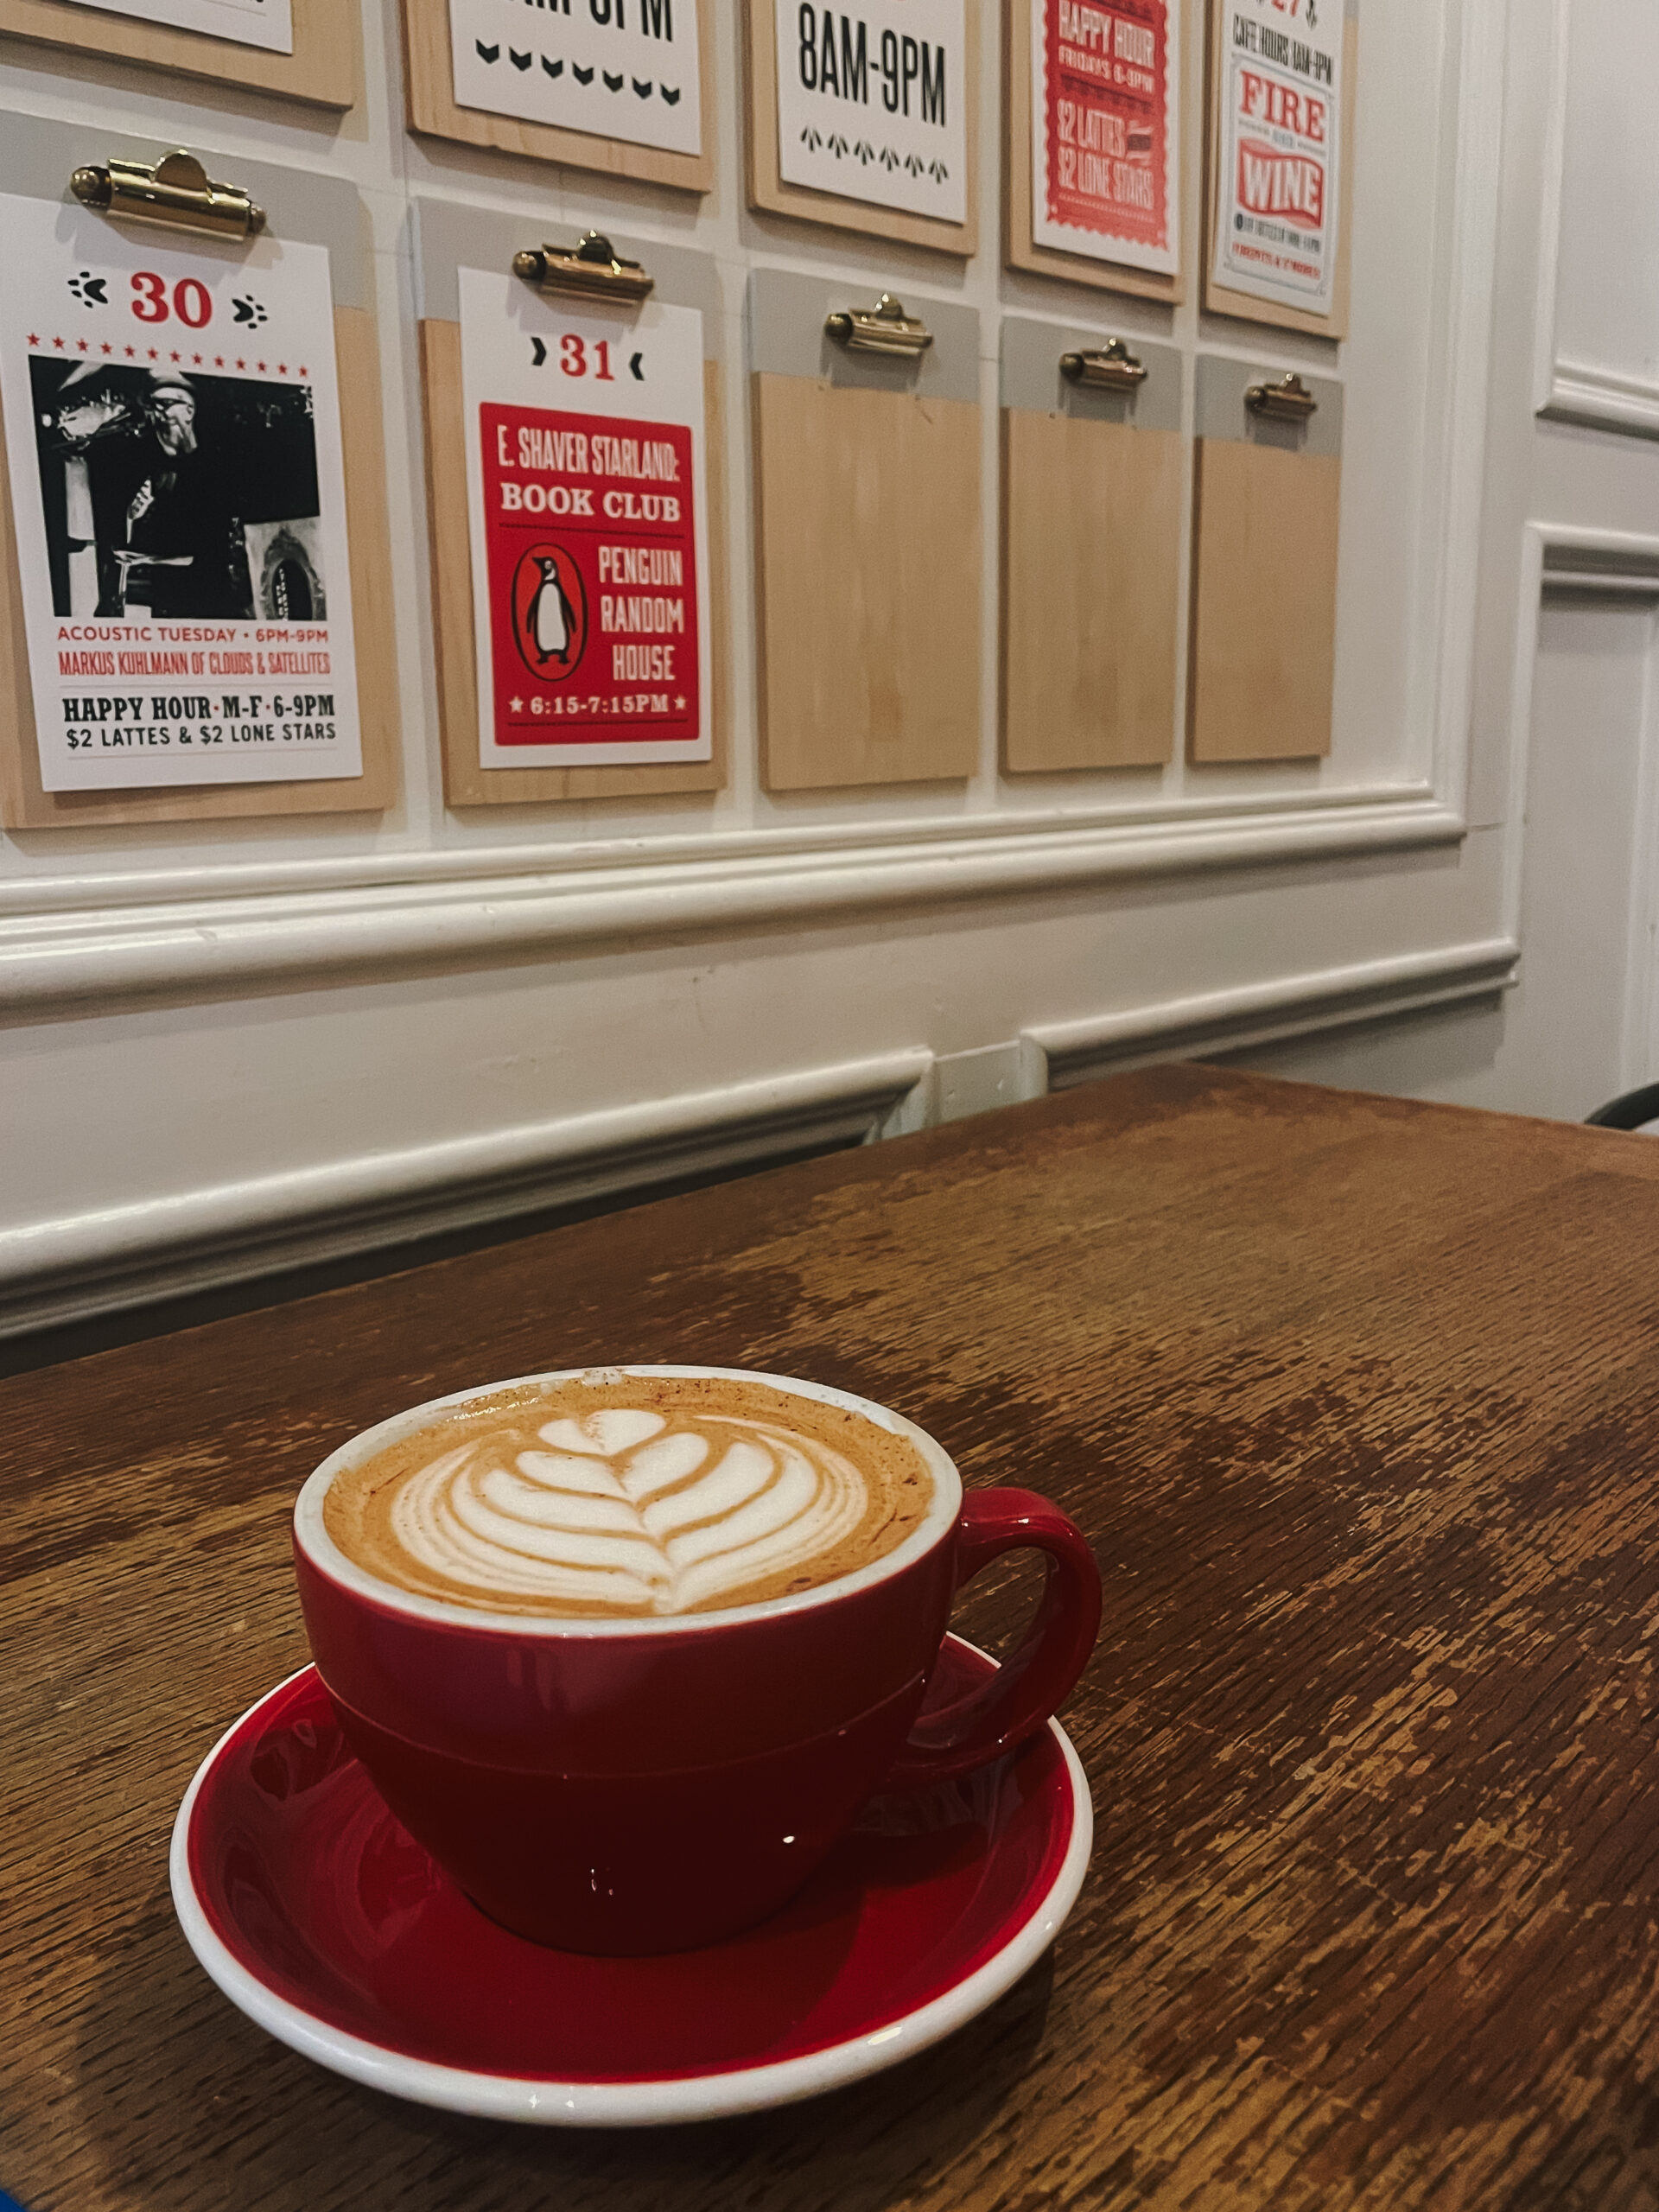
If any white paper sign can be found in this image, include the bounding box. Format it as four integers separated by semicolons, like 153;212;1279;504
459;268;711;771
776;0;967;226
62;0;293;54
0;194;361;791
1211;0;1343;315
449;0;702;156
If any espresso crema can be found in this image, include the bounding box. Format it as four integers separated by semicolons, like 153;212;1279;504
322;1370;935;1619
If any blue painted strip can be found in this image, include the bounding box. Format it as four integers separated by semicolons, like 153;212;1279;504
0;2191;35;2212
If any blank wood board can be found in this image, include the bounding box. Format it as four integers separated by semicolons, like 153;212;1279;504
0;304;400;829
0;0;358;109
401;0;714;194
1201;0;1356;339
744;0;979;258
1188;438;1338;760
420;321;727;808
1003;0;1189;304
753;374;980;791
1002;410;1182;772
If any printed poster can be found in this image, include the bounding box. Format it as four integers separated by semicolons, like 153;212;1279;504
776;0;967;226
61;0;293;53
1211;0;1343;315
1032;1;1179;275
459;266;710;770
0;194;362;791
449;0;702;157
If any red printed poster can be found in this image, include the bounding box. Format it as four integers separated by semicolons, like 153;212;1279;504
1031;0;1179;276
460;269;711;770
1211;0;1343;316
479;403;700;756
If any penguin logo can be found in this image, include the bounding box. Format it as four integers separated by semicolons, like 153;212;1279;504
512;543;587;682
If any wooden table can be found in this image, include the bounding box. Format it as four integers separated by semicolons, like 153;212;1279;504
9;1064;1659;2210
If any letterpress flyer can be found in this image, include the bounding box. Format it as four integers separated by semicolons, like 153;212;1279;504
775;0;967;226
62;0;293;53
1031;0;1179;275
458;266;710;770
0;193;361;791
1211;0;1343;315
449;0;702;156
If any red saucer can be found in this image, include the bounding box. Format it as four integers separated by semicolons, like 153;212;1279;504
170;1637;1092;2125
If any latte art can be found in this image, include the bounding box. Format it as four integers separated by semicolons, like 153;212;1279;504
393;1408;868;1616
322;1372;936;1619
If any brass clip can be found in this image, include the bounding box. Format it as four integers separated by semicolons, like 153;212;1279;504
1246;372;1319;423
70;149;264;242
512;232;654;306
1060;339;1148;393
824;294;933;359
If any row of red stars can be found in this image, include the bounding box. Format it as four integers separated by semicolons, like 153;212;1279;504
27;335;308;376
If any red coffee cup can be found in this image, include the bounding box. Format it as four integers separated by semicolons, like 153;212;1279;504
293;1366;1101;1955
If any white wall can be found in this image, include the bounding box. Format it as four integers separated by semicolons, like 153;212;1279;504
0;0;1515;1335
1243;0;1659;1125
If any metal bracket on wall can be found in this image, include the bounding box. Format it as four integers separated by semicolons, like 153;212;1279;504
512;232;654;306
824;294;934;359
70;149;264;241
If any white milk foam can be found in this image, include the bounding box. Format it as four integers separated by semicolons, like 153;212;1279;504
386;1405;870;1616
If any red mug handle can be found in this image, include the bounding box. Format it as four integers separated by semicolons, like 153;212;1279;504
882;1487;1103;1789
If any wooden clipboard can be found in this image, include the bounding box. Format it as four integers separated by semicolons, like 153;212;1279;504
1001;318;1183;773
1004;0;1191;305
750;271;980;791
1188;355;1342;761
415;202;727;808
400;0;714;194
0;117;398;829
0;0;358;111
1201;0;1357;339
744;0;978;258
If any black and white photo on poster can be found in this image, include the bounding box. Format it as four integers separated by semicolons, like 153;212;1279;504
29;359;326;621
448;0;702;156
61;0;293;54
0;192;361;791
776;0;967;225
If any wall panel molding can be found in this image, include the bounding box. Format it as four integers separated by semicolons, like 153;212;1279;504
0;1050;934;1340
1027;938;1521;1087
0;791;1462;1014
0;938;1520;1342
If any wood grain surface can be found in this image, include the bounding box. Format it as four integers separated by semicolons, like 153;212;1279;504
753;373;981;791
1001;407;1182;772
400;0;714;194
9;1063;1659;2209
0;0;358;111
743;0;978;258
1188;439;1339;762
1199;0;1356;340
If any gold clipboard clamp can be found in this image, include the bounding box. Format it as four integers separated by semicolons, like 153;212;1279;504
824;294;933;359
1246;372;1319;423
512;232;655;307
1059;339;1147;394
70;150;265;242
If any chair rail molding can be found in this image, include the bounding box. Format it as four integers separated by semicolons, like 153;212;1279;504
0;790;1463;1014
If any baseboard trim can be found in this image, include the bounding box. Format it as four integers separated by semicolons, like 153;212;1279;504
0;1049;931;1341
1027;938;1520;1085
0;938;1521;1343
